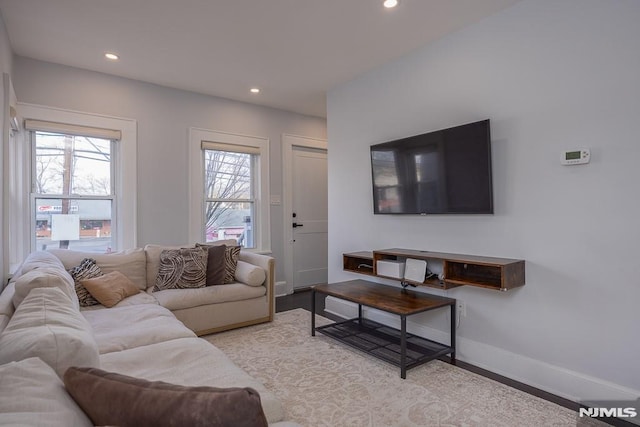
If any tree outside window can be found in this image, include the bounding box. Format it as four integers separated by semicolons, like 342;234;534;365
204;149;255;248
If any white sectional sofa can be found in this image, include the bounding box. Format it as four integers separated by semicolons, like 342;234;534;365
47;241;276;335
0;247;296;426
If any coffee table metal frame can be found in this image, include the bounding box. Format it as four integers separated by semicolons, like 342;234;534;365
311;280;456;379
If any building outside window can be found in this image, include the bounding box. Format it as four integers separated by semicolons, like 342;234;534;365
31;130;115;253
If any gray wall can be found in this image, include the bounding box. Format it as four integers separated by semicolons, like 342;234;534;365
327;0;640;402
12;57;326;282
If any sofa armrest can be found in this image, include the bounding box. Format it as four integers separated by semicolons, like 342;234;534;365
238;251;275;321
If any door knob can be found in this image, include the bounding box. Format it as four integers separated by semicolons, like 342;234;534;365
292;223;304;228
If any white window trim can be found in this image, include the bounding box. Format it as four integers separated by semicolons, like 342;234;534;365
188;127;270;252
10;103;137;266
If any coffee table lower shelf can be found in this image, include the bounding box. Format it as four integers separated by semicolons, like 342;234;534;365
315;317;454;372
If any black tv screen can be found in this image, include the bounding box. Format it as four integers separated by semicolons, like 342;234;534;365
371;119;493;215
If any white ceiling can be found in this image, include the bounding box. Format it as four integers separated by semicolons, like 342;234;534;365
0;0;520;118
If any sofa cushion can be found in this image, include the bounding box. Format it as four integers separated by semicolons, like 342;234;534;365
99;337;285;423
0;287;100;377
50;248;147;290
67;258;103;307
153;282;266;311
12;266;80;310
0;358;92;427
0;282;15;334
82;304;195;354
64;367;268;427
203;244;227;286
235;260;267;287
0;315;9;335
11;250;68;281
153;247;208;291
0;281;15;316
80;270;140;308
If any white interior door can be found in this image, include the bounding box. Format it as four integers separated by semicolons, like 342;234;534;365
291;146;328;290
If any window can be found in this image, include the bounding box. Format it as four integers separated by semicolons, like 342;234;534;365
31;130;115;252
204;147;256;247
189;128;270;251
7;104;137;269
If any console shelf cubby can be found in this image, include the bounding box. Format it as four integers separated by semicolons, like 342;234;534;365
343;248;525;291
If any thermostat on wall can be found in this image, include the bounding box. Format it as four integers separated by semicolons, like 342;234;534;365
561;148;590;165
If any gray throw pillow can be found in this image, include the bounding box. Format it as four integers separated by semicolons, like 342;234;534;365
153;247;208;291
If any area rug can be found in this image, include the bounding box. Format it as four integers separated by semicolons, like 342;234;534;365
205;309;603;427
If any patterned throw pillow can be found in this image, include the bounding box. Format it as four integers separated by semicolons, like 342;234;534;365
223;246;241;284
67;258;103;307
153;247;208;292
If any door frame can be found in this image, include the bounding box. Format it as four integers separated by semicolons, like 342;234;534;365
282;134;327;296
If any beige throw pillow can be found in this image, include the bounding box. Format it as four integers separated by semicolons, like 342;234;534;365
80;271;140;308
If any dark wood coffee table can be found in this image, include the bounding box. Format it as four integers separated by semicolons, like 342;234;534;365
311;279;456;379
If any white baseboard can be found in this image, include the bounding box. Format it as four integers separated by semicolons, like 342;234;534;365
324;296;640;406
275;281;288;297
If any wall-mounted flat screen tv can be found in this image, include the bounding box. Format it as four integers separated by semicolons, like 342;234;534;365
370;119;493;215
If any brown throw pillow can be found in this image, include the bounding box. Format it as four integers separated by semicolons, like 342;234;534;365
153;247;208;292
79;271;140;308
203;244;226;286
63;367;269;427
196;243;241;284
67;258;103;307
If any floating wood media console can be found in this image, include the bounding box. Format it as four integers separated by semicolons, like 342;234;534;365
343;248;525;291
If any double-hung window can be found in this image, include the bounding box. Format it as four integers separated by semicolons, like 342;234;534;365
203;143;257;247
29;122;117;253
189;128;270;251
7;105;136;271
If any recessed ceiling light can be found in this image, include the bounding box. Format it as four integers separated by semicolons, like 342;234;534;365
383;0;399;8
104;52;119;60
250;88;260;94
